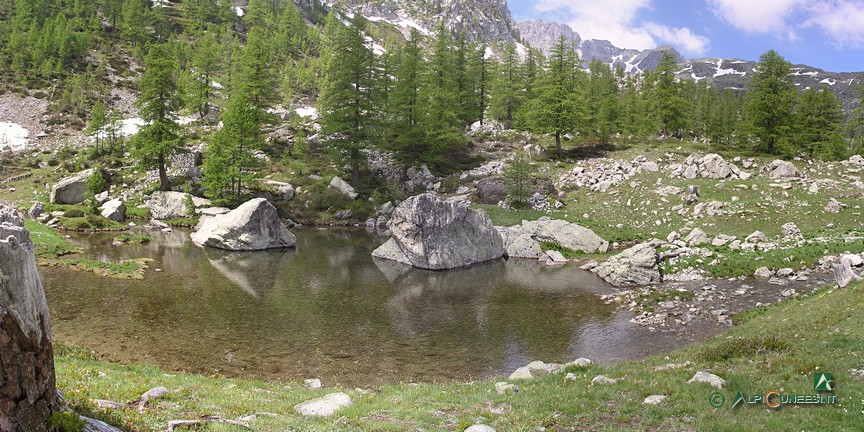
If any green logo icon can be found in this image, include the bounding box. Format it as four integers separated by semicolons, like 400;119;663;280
731;391;745;408
709;392;725;408
815;373;834;391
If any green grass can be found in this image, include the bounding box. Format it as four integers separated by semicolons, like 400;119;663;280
42;258;150;279
24;220;78;259
54;280;864;431
60;214;127;231
113;234;151;244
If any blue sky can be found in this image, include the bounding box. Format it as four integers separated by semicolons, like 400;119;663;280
509;0;864;72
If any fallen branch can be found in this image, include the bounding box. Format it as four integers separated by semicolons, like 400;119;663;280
167;416;250;431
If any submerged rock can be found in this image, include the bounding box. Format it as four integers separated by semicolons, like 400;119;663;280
372;193;503;270
191;198;296;251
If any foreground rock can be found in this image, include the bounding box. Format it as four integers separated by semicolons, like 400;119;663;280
0;205;60;431
329;176;358;199
767;160;799;179
294;392;352;417
593;241;662;287
498;217;608;259
146;191;211;220
834;262;861;288
191;198;296;251
509;360;565;380
50;168;94;204
688;371;726;389
372;193;503;270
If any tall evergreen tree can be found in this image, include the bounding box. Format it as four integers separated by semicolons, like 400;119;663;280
388;28;425;161
131;44;183;191
489;44;519;129
744;50;796;155
183;30;221;118
796;87;845;159
653;51;688;137
528;35;581;158
419;22;464;167
318;12;377;187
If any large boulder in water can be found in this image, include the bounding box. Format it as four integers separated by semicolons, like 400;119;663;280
190;198;296;251
0;205;60;431
49;168;94;204
498;218;608;258
372;193;504;270
592;241;662;287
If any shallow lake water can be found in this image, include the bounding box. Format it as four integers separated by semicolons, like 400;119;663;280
42;228;717;386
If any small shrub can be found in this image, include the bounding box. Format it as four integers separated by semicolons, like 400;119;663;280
47;411;86;432
63;209;86;218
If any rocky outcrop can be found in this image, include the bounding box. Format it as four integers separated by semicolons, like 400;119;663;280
263;180;294;201
50;168;94;204
371;193;503;270
191;198;296;251
0;205;60;431
146;191;211;220
498;218;608;259
672;154;749;180
593;241;662;287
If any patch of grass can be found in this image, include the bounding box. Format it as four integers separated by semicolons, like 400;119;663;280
125;206;150;219
165;217;198;227
61;214;127;231
632;287;696;313
694;335;792;363
24;220;78;259
113;234;151;244
42;258;151;279
539;241;582;258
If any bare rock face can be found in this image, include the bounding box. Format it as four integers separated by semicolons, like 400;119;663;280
372;193;504;270
191;198;296;251
0;205;60;431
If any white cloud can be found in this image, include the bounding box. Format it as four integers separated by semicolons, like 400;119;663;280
533;0;710;55
643;22;710;56
802;1;864;48
710;0;864;48
707;0;803;34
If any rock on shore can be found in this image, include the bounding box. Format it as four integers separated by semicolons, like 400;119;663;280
593;241;662;287
498;217;608;259
191;198;296;251
372;193;504;270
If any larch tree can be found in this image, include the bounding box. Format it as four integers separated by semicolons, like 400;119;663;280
744;49;797;155
528;35;581;159
318;12;377;187
131;44;184;191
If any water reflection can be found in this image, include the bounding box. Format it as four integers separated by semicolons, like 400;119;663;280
40;228;705;386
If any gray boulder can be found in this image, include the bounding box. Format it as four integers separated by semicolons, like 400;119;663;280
499;218;608;259
190;198;296;251
700;154;731;179
593;241;661;287
768;160;799;179
476;177;507;205
28;202;45;219
264;180;295;201
329;176;358;199
0;206;61;430
834;262;861;288
688;371;726;389
371;193;503;270
99;198;126;222
684;228;709;246
146;191;211;220
50;168;94;204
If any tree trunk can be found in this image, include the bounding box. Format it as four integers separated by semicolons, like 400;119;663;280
351;163;360;189
555;130;562;159
158;154;169;191
0;206;60;432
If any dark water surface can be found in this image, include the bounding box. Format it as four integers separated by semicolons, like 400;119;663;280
41;229;710;386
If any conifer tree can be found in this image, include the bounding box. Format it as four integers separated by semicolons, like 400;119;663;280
131;44;184;191
528;35;581;159
489;44;519;129
388;28;425;161
653;51;688;137
318;12;377;187
184;31;221;118
796;87;845;160
744;49;796;155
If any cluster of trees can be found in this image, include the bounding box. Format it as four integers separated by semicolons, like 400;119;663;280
3;0;862;203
